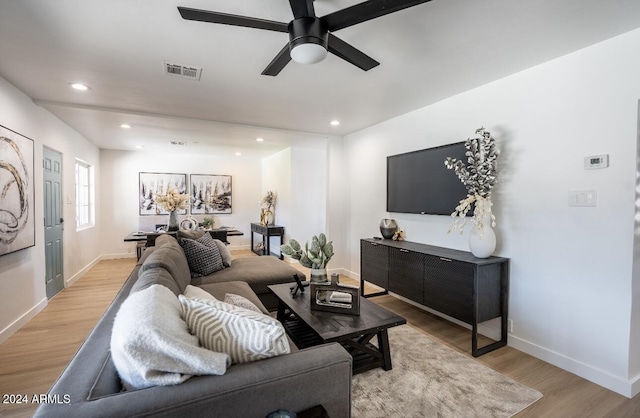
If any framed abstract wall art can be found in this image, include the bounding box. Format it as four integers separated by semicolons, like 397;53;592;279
190;174;232;214
139;172;188;215
0;124;35;256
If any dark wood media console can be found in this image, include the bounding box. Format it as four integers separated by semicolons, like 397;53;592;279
360;238;509;357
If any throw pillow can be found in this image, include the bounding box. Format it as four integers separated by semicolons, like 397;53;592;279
213;239;233;267
110;285;229;390
184;284;218;301
180;238;224;277
195;233;232;267
224;293;262;313
179;296;290;364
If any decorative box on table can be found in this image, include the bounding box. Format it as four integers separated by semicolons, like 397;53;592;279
310;274;360;316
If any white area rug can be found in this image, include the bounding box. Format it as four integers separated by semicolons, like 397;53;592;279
351;325;542;417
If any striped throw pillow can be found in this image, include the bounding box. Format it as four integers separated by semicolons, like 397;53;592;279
179;296;290;364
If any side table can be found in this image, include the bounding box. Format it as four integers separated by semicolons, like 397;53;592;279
250;223;284;259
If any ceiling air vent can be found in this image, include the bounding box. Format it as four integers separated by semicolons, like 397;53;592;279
163;62;202;81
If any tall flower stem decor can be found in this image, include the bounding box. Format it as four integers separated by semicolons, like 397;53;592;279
156;188;190;231
445;127;500;258
260;190;277;225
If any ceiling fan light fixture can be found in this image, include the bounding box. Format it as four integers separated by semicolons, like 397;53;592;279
290;42;327;64
288;17;328;65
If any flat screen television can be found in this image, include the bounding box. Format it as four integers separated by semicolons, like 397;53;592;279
387;141;469;215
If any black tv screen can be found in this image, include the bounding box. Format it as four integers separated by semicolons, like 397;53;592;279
387;142;469;215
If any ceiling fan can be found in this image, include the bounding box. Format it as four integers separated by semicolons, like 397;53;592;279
178;0;432;76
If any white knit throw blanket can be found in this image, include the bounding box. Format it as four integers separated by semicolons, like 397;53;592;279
110;284;229;390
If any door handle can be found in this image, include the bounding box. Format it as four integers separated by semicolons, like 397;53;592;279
60;218;64;223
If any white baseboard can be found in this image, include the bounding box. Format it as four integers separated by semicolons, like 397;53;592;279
509;335;636;398
630;374;640;398
0;297;47;345
65;255;103;287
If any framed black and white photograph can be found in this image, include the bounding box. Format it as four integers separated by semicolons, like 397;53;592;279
139;172;188;215
190;174;232;214
0;125;35;256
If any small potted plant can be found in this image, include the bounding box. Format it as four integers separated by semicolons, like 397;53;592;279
201;217;215;230
281;233;334;283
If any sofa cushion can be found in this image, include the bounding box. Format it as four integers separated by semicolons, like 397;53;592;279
140;240;191;293
197;281;269;314
224;293;262;313
191;256;300;296
179;296;290;364
132;266;182;296
184;284;218;301
176;229;205;242
180;238;224;277
110;285;229;390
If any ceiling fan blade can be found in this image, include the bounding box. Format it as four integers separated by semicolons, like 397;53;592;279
261;44;292;76
289;0;316;18
322;0;432;32
178;7;288;33
328;34;379;71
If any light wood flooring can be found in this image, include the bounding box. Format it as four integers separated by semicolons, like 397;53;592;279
1;253;638;417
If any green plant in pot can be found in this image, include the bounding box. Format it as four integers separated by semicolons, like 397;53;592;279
201;217;215;230
281;233;334;283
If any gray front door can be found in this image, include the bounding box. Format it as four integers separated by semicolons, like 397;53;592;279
43;147;64;298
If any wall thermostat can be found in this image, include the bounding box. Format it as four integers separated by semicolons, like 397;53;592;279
584;154;609;170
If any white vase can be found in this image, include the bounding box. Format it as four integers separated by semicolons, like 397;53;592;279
168;211;179;231
468;198;496;258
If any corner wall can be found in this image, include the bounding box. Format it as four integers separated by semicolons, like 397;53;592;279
343;28;640;396
0;75;101;344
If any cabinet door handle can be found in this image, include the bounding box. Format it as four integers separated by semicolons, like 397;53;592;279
439;257;452;262
370;242;378;246
400;249;410;253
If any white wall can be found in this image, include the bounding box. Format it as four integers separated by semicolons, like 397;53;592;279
262;148;292;255
343;28;640;396
261;140;332;260
0;75;101;344
100;149;263;256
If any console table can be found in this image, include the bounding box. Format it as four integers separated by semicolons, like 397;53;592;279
250;223;284;259
360;238;509;357
124;228;243;260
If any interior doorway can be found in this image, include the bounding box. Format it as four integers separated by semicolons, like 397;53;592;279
43;146;64;298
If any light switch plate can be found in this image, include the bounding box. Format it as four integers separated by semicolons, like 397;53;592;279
569;190;597;207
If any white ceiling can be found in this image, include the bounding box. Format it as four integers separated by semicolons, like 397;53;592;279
1;0;639;157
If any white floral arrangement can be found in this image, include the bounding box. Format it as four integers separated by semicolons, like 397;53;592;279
444;127;499;233
156;187;189;213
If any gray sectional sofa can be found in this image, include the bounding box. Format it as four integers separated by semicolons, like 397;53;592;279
34;234;352;418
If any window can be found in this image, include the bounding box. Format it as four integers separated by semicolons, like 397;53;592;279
75;159;94;229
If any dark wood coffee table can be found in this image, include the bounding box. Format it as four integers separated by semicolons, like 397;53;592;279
268;283;406;375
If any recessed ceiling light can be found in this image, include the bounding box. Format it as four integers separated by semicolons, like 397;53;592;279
120;124;131;129
135;145;144;149
256;137;264;142
330;120;340;126
71;83;89;91
235;152;242;156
